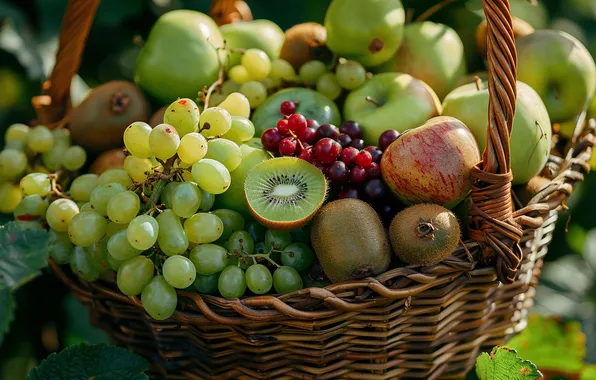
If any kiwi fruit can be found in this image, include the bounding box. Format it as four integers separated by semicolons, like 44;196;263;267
244;157;327;231
311;198;391;283
390;204;460;266
476;17;534;57
69;81;150;152
89;148;126;175
149;105;167;127
280;22;331;70
515;176;550;206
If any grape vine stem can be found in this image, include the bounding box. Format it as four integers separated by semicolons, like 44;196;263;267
204;50;227;109
142;156;176;212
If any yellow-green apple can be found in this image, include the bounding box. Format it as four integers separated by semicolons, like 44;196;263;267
442;81;551;184
343;72;442;145
220;20;284;67
373;22;466;99
475;16;534;57
135;10;223;103
380;116;480;208
516;30;596;123
324;0;405;67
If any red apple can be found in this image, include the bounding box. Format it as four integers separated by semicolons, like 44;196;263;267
380;116;480;208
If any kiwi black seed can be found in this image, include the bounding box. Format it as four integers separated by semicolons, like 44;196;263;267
389;204;460;266
244;157;327;231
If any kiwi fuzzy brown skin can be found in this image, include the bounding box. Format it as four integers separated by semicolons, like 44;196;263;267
514;175;551;206
89;148;126;175
389;204;460;266
69;81;150;152
149;105;167;127
280;22;331;71
311;198;392;283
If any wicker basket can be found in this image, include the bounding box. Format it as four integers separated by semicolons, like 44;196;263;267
33;0;596;378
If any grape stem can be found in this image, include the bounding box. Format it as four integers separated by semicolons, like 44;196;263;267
141;157;175;212
48;172;70;199
204;48;228;109
248;253;281;268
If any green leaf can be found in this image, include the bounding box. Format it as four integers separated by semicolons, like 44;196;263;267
27;343;149;380
507;314;586;373
0;222;50;289
476;346;543;380
0;287;14;346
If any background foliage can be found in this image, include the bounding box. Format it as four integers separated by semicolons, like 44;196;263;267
0;0;595;378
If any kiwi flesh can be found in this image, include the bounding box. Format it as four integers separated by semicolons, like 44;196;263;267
390;204;460;266
69;81;150;152
311;198;391;283
244;157;327;231
280;22;331;70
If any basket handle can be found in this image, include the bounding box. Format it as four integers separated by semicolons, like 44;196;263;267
33;0;521;284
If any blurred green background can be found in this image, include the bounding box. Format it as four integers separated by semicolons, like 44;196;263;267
1;0;596;378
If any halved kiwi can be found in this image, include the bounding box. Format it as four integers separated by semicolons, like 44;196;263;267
244;157;327;231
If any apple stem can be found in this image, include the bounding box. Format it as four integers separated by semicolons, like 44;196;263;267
416;0;457;22
365;96;382;107
132;35;145;47
474;76;484;91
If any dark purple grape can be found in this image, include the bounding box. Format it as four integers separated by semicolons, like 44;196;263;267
367;162;380;179
350;139;364;150
349;165;368;184
339;120;362;139
379;130;400;151
363;146;383;163
364;179;386;199
315;124;339;141
338;133;352;148
327;161;349;184
338;187;359;199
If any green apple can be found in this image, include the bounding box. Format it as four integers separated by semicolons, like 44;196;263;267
373;22;466;99
220;20;284;67
442;81;551;184
343;72;442;145
324;0;405;67
454;71;488;88
551;18;588;45
509;0;548;29
134;10;223;103
516;30;596;123
251;88;341;136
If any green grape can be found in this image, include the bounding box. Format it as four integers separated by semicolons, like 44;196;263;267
52;128;71;146
86;238;110;274
177;132;208;164
90;182;127;216
299;60;327;86
14;194;49;223
184;213;223;244
229;230;255;255
98;169;133;187
239;81;267;108
20;173;51;196
199;107;232;137
265;229;292;250
228;65;251;84
281;243;314;272
190;243;230;275
316;73;342;100
222;116;255;144
160;181;180;209
49;230;74;264
164;98;200;136
106;190;140;224
61;145;87;171
107;252;124;271
107;229;142;260
241;49;271;80
228;254;250;270
149;123;180;161
212;209;245;240
217;238;231;252
246;221;267;243
221;80;241;95
191;159;231;194
0;183;21;214
0;149;27;179
208;91;226;107
41;145;67;171
270;59;297;82
171;182;202;218
335;60;367;90
127;215;159;250
106;221;127;237
27;125;54;153
69;174;99;202
163;255;196;289
46;198;79;232
68;211;107;247
204;139;242;172
273;266;303;294
117;256;155;296
261;77;279;90
218;92;250;119
80;202;94;212
124;156;153;183
218;265;246;299
198;188;215;211
123;121;152;158
156;210;189;256
245;264;273;295
141;275;177;320
192;272;220;294
5;140;26;151
254;242;267;254
5;123;29;142
69;246;100;282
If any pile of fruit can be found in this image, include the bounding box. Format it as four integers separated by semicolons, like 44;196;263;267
1;0;595;321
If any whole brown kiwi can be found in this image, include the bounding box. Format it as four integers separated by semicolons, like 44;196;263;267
89;148;126;175
476;16;534;57
69;81;150;152
280;22;331;71
149;105;167;127
514;176;550;206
